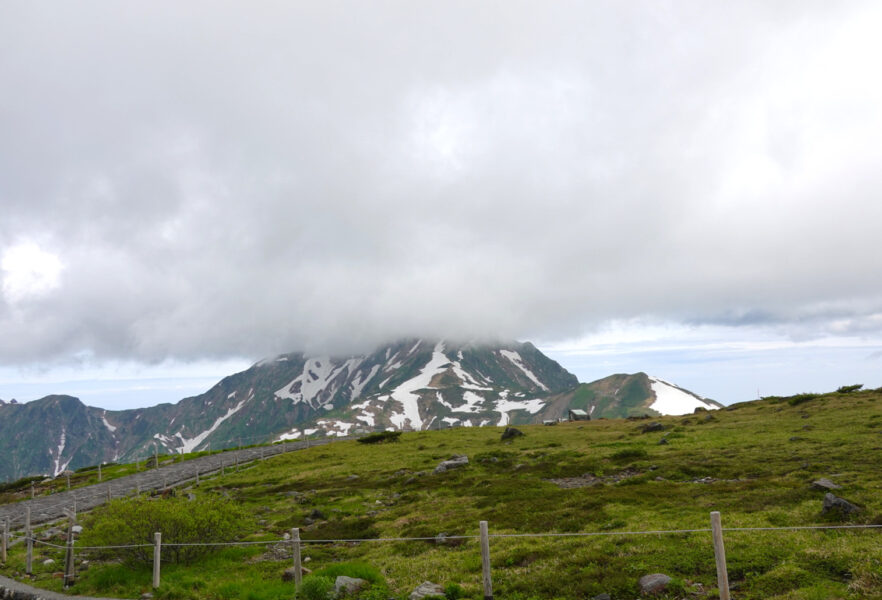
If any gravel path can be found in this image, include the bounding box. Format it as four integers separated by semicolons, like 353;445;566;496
0;438;344;531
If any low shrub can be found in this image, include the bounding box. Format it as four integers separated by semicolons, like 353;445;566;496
357;431;402;444
78;494;251;565
297;575;334;600
836;384;863;394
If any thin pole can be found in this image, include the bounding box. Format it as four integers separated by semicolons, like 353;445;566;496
64;511;76;587
25;507;32;575
154;444;159;468
107;486;112;502
98;463;102;482
710;511;730;600
30;482;35;499
1;517;8;563
66;473;71;490
480;521;493;600
153;532;162;589
291;528;302;586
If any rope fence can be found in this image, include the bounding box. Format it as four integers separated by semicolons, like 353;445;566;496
5;514;882;599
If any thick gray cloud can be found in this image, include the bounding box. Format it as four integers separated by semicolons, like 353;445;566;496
2;1;882;366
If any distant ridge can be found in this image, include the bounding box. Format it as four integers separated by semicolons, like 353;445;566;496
0;340;715;482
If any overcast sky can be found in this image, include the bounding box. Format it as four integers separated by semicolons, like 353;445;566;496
2;2;882;409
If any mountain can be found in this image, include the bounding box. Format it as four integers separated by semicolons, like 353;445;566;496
538;372;722;420
0;340;715;482
0;339;576;481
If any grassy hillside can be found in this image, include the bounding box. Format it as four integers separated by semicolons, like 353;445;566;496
3;388;882;599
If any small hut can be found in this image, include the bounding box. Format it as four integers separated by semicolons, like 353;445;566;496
568;409;590;422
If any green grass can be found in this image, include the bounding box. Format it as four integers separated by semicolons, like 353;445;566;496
3;389;882;599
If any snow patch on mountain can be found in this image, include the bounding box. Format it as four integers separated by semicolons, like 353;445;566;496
648;376;717;415
102;412;117;433
388;341;450;429
52;428;69;476
176;398;248;453
494;398;545;426
499;350;548;391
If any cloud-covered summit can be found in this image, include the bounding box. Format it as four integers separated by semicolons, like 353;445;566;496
2;2;882;366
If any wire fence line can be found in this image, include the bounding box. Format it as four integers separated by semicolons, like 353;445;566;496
18;522;882;551
6;516;882;599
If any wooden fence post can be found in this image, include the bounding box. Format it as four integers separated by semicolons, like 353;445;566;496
63;509;76;587
107;486;112;502
291;528;302;586
30;482;35;499
98;463;102;482
480;520;493;600
153;532;162;589
235;453;240;472
710;511;730;600
1;516;8;563
25;507;32;575
66;473;71;490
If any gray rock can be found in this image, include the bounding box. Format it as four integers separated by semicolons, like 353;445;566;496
638;573;671;595
641;422;664;433
822;492;860;516
335;575;368;595
657;438;668;445
309;508;327;520
71;525;83;534
434;454;469;474
410;581;445;600
811;478;842;491
500;427;525;441
140;594;154;600
42;558;56;566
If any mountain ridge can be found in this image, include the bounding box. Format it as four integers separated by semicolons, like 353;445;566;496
0;339;714;481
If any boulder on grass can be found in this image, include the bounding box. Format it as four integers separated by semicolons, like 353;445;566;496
434;455;469;474
811;478;842;491
822;492;860;517
641;422;664;434
639;573;672;595
501;427;525;441
410;581;444;600
335;576;368;595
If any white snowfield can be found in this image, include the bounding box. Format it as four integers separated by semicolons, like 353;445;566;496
648;376;718;415
499;350;548;391
175;397;248;454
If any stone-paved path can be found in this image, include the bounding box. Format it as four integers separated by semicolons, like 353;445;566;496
0;438;343;531
0;573;118;600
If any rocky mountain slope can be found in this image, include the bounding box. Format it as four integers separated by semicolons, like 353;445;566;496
0;340;715;482
538;372;722;420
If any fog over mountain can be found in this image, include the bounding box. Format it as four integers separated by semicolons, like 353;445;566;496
2;2;882;404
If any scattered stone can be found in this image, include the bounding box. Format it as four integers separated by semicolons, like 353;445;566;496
500;427;525;441
282;566;312;582
812;478;842;491
693;406;707;413
435;532;449;544
79;560;90;571
140;593;154;600
657;438;668;445
347;474;360;480
641;422;664;433
410;581;445;600
71;525;83;534
702;413;715;422
335;576;368;595
42;559;55;566
789;436;803;442
283;532;291;541
549;469;641;488
187;493;196;501
309;508;327;520
303;556;311;563
434;454;469;474
822;492;861;516
639;573;672;595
